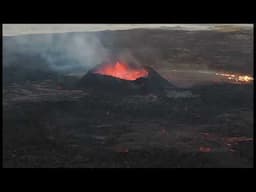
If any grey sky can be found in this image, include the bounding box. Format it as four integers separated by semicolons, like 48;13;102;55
2;24;253;36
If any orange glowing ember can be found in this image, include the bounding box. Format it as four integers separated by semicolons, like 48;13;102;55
199;147;212;153
93;61;148;80
215;72;253;83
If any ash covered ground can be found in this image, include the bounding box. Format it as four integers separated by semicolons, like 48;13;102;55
2;27;254;168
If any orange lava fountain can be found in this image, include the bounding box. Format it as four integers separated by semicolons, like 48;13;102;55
93;61;148;80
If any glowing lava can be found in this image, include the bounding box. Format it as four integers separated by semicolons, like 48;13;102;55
215;72;253;83
199;146;212;153
93;61;148;80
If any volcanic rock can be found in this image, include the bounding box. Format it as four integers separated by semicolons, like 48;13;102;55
76;64;175;95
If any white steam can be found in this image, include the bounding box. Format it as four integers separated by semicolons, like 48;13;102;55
3;32;110;74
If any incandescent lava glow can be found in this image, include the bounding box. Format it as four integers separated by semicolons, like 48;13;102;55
93;61;149;80
215;72;253;83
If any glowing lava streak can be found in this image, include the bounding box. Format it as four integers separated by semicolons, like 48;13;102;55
215;72;253;83
93;61;148;80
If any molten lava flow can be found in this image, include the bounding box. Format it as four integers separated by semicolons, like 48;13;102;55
215;72;253;84
199;146;212;153
93;61;148;80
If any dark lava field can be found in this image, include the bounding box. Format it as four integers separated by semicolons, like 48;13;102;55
2;27;254;168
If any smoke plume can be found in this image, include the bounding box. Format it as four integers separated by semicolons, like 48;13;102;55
3;32;110;75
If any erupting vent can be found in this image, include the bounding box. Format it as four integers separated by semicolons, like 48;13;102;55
93;61;149;81
77;60;175;94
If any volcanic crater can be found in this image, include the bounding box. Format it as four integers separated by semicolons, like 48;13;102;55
77;61;175;95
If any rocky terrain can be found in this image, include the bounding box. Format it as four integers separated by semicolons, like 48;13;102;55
2;28;254;168
3;79;253;168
